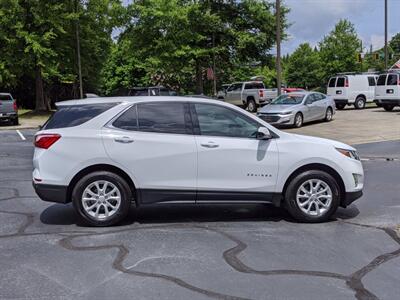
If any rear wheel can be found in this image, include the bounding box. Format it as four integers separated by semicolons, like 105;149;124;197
72;171;132;226
284;170;340;223
293;113;303;128
325;107;333;122
12;117;19;126
354;97;366;109
247;99;257;113
336;103;346;110
383;104;395;111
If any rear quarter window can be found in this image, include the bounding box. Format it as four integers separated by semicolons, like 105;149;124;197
336;77;345;87
328;78;336;87
377;75;387;86
43;103;117;129
387;74;398;86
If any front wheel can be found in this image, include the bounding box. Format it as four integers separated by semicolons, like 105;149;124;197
72;171;132;226
383;104;394;111
325;107;333;122
293;113;303;128
284;170;340;223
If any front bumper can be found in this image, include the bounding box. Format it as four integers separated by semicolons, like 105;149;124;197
257;113;294;125
342;190;363;207
33;182;69;203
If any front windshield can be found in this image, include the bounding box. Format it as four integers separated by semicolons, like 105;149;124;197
271;94;304;105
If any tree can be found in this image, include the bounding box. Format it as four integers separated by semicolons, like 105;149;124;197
102;0;288;95
285;43;323;89
319;19;361;79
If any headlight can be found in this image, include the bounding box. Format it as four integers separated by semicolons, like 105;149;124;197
336;148;360;161
280;111;292;115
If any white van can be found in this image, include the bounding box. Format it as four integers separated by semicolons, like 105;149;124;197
327;73;377;109
374;71;400;111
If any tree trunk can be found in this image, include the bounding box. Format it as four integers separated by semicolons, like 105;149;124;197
35;65;47;111
195;60;204;95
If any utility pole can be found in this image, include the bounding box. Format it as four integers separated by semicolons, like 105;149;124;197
212;32;217;97
75;0;83;98
384;0;388;70
276;0;282;96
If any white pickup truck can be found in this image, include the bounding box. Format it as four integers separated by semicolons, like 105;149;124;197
220;81;269;112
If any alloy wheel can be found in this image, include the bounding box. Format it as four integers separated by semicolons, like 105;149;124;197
81;180;121;220
296;179;332;217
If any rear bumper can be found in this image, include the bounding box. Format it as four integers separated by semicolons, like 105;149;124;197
33;182;69;204
334;99;349;105
0;112;17;120
374;99;400;105
341;190;363;207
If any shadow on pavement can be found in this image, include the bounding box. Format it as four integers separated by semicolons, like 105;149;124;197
39;202;359;227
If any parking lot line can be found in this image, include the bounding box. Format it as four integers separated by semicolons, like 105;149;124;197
16;130;26;141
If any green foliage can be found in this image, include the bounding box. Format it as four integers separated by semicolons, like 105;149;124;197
319;19;362;79
285;43;322;89
101;0;288;95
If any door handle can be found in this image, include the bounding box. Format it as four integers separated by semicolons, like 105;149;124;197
114;136;134;144
200;142;219;148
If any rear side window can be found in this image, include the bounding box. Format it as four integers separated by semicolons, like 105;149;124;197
377;75;387;86
0;94;12;101
113;106;138;131
368;77;376;86
44;103;117;129
137;102;189;134
328;78;336;87
387;74;398;86
336;77;345;87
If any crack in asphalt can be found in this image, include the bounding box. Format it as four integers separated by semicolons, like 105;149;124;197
1;198;400;300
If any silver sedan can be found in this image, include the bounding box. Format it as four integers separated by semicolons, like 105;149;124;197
257;91;335;128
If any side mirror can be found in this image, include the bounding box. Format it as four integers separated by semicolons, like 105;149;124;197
256;127;272;140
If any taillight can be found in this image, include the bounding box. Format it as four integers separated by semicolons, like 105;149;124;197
345;79;349;87
13;101;18;112
259;90;264;97
398;79;400;85
34;134;61;149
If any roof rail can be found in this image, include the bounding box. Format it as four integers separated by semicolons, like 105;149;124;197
335;71;379;76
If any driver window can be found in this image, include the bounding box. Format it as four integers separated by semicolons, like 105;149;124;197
194;103;259;138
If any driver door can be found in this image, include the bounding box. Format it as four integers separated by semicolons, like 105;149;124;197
191;103;279;202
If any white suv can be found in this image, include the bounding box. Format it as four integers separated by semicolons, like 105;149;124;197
33;97;364;226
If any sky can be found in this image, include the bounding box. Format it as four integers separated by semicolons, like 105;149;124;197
282;0;400;55
122;0;400;55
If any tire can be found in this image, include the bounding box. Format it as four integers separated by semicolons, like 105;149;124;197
336;103;346;110
293;112;303;128
72;171;132;226
247;99;257;113
383;104;394;111
325;107;333;122
354;97;366;109
12;117;19;126
284;170;340;223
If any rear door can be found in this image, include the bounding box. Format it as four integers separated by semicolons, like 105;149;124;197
386;74;400;99
375;74;387;99
102;101;197;204
225;83;243;105
367;76;376;101
334;77;348;100
326;77;336;97
0;94;14;114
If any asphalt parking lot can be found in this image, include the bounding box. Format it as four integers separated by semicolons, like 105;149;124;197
0;129;399;300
